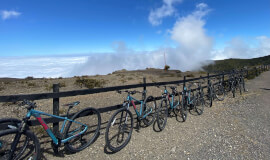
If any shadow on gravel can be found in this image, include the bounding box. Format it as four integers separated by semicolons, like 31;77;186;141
260;88;270;91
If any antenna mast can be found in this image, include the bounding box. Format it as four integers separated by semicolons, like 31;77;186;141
164;52;166;66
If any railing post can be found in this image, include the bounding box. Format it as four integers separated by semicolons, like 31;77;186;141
207;73;210;86
53;84;60;135
143;77;146;100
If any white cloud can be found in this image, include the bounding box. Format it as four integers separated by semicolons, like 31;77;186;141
148;0;182;26
212;36;270;60
0;10;21;20
71;3;213;76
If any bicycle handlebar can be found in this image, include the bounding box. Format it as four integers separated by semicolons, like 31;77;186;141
116;90;144;95
20;99;37;109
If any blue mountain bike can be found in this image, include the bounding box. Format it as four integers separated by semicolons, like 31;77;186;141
0;100;101;160
105;90;156;152
156;86;182;130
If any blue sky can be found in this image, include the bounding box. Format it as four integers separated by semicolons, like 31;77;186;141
0;0;270;77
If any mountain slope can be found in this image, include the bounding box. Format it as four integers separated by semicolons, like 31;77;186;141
203;55;270;72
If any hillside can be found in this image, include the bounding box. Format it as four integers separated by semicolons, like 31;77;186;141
203;55;270;73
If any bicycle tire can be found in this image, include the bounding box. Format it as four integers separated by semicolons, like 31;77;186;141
179;95;188;122
64;107;101;153
173;92;184;121
0;118;22;130
232;82;236;98
142;96;156;127
0;129;40;160
194;92;204;115
215;84;225;101
156;99;168;130
205;87;213;107
238;80;242;95
105;108;133;152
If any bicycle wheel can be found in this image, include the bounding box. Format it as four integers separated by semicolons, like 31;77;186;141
194;92;204;115
156;99;168;130
64;107;101;153
232;82;236;98
205;87;213;107
0;129;40;160
215;84;225;101
105;108;133;152
237;80;242;95
142;96;156;127
173;92;183;120
0;118;22;130
174;94;187;122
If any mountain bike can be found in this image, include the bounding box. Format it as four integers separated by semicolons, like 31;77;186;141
193;81;205;115
181;83;198;122
105;90;156;152
206;76;225;107
155;85;182;130
0;100;101;160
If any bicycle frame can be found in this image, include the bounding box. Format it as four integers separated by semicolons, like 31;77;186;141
163;87;179;109
183;86;195;105
126;94;152;119
25;109;88;145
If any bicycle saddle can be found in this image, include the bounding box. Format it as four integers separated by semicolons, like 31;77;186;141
62;101;80;107
169;86;177;90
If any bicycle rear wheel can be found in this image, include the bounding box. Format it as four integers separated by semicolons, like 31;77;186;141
215;84;225;101
0;129;40;160
174;95;187;122
105;108;133;152
142;96;156;127
205;87;213;107
194;92;205;115
156;99;168;130
64;107;101;153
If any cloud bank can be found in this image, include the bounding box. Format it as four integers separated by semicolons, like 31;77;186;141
213;36;270;60
0;56;87;78
0;10;21;20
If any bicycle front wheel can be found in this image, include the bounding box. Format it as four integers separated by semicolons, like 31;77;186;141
142;96;156;127
156;99;168;130
0;129;40;160
105;108;133;152
64;107;101;153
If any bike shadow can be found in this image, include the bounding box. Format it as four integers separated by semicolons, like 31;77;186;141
260;88;270;91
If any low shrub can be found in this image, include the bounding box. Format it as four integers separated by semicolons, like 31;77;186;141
164;65;170;70
75;77;105;88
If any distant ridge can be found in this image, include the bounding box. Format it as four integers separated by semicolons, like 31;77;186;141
203;55;270;73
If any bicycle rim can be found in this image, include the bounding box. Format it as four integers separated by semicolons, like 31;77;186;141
105;108;133;152
64;107;101;153
157;99;168;130
0;129;40;160
142;96;156;127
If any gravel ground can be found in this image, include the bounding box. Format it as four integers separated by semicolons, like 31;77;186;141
1;71;270;159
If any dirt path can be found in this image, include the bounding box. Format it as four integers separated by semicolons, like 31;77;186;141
34;71;270;159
